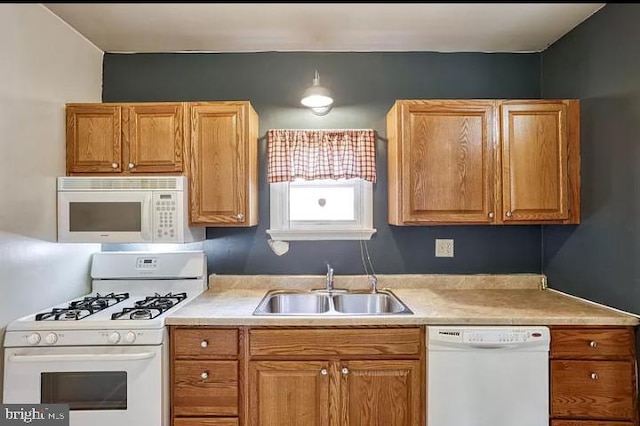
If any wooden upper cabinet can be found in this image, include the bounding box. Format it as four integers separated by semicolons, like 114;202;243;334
66;104;122;173
500;100;580;223
387;99;580;225
187;102;258;226
125;103;184;173
388;100;495;224
66;102;184;175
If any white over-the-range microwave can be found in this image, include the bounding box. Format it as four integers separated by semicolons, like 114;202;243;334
57;176;205;244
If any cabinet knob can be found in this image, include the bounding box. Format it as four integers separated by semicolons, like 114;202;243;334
200;340;208;348
341;367;349;375
590;372;598;380
200;371;209;380
236;213;244;221
488;212;495;219
111;163;119;169
128;162;135;169
505;211;513;218
320;368;328;376
589;340;598;348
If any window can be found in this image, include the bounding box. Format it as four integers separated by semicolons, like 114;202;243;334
267;178;375;241
266;129;377;241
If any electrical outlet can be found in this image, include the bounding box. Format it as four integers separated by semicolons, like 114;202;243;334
435;239;454;257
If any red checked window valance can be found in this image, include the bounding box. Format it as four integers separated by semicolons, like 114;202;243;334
267;129;376;183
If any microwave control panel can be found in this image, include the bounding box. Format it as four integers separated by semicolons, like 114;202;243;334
154;193;178;242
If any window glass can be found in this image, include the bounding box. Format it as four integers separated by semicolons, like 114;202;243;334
289;185;355;221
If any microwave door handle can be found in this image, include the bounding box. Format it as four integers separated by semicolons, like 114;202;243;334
8;352;156;363
141;195;153;241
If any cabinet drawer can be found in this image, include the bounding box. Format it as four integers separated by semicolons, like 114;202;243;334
173;360;238;416
552;421;634;426
173;328;238;359
551;328;634;359
249;327;421;358
174;419;238;426
551;360;634;420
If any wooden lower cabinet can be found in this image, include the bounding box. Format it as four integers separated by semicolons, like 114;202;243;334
550;327;638;425
247;327;424;426
249;361;329;426
171;327;241;426
340;360;421;426
173;360;239;416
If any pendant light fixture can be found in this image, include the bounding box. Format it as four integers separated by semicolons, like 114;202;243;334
300;70;333;116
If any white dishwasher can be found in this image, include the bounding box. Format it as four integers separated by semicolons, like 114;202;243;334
427;326;550;426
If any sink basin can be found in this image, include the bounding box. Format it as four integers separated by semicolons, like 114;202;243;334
332;293;412;314
253;292;331;315
253;290;412;316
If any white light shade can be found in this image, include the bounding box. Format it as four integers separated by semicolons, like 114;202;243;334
301;70;334;108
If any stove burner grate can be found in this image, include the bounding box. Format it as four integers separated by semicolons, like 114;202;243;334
111;292;187;320
35;292;129;321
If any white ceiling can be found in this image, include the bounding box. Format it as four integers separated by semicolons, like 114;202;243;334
43;3;604;54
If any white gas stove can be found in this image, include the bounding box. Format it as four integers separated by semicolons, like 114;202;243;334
3;250;207;426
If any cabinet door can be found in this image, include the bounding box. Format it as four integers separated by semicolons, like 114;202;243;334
188;103;257;226
395;100;495;224
501;101;579;222
125;103;184;173
249;361;329;426
339;360;421;426
66;104;121;173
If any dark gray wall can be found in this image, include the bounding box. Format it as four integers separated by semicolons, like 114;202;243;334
542;4;640;314
103;52;543;275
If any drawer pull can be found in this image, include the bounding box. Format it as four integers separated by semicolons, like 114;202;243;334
341;367;349;375
200;340;208;348
589;340;598;348
320;368;328;376
200;371;209;380
590;372;598;380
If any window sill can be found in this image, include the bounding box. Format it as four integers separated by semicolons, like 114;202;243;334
266;228;376;241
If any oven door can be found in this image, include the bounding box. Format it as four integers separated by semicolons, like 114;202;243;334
3;345;165;426
57;190;154;243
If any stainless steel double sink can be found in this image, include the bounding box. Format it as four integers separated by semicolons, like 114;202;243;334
253;289;413;316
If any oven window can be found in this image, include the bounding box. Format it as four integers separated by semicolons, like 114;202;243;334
41;372;127;410
69;202;141;232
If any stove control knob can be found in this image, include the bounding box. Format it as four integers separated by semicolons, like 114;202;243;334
108;332;121;344
45;333;58;345
27;333;41;345
125;331;136;343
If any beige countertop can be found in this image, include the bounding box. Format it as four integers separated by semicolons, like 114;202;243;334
166;274;640;327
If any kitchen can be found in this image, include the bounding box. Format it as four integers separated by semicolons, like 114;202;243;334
1;3;639;426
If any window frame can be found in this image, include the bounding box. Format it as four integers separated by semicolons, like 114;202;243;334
267;178;376;241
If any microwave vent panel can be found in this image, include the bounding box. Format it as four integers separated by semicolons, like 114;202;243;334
58;176;185;191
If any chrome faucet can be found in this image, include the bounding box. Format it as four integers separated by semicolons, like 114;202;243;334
326;264;334;292
369;275;378;294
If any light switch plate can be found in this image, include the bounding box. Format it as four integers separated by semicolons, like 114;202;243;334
435;239;454;257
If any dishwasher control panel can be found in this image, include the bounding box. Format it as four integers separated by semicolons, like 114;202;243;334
463;329;537;344
428;326;550;349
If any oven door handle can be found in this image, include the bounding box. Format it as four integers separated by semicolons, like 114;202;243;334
8;352;156;363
